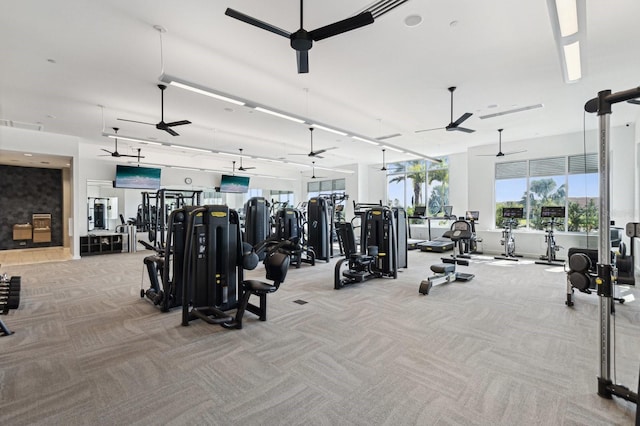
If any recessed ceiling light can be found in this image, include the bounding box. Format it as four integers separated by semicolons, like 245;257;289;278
46;58;57;64
224;107;234;112
449;20;459;27
404;15;422;27
46;114;56;119
487;104;498;109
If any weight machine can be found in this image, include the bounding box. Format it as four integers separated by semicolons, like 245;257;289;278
244;197;270;259
334;206;398;289
495;207;523;261
583;86;640;409
141;189;202;249
535;206;565;266
273;207;316;267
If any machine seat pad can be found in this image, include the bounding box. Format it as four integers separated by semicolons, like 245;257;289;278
350;254;374;263
243;280;277;293
430;264;455;274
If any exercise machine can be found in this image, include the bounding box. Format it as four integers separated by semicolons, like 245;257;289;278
0;269;21;336
141;189;202;249
393;207;408;268
460;210;483;256
244;197;270;259
407;205;428;250
179;205;296;329
535;206;565;266
139;207;190;312
273;207;315;267
307;196;331;262
417;205;458;253
334;206;398;289
583;86;640;407
495;207;523;261
419;221;474;295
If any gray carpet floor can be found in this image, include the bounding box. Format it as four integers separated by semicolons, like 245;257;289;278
0;249;638;425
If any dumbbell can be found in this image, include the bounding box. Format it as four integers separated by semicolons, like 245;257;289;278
0;292;20;310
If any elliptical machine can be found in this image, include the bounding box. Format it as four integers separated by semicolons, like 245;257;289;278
495;207;523;261
535;206;565;266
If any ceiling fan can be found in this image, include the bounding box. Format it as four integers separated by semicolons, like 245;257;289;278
290;127;337;158
380;148;387;171
308;161;327;179
415;86;475;134
100;128;145;158
478;129;527;157
629;98;640;105
118;84;191;136
225;1;374;73
238;148;255;171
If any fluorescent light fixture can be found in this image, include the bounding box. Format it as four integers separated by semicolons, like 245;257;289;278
170;144;211;153
217;151;238;157
563;41;582;81
102;131;163;145
382;145;403;153
310;124;347;136
171;166;201;171
554;0;578;36
159;74;245;106
352;136;380;146
547;0;585;83
405;153;421;158
255;107;305;124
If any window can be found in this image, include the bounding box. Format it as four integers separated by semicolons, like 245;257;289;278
494;154;598;232
306;178;345;200
386;158;448;216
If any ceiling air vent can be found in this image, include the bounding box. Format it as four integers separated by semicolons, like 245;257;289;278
0;119;44;131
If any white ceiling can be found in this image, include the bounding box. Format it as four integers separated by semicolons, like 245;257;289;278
1;0;639;177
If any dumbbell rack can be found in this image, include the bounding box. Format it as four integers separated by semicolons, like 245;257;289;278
0;270;21;336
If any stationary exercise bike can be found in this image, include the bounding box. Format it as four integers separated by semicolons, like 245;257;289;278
495;207;523;261
535;206;565;266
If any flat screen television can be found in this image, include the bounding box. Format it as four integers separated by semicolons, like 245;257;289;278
466;210;479;221
540;206;566;218
219;174;250;193
502;207;524;218
114;165;161;190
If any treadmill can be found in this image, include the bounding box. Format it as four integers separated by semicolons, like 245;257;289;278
407;205;428;250
418;205;456;253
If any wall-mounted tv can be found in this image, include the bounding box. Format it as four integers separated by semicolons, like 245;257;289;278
114;165;161;190
219;174;250;193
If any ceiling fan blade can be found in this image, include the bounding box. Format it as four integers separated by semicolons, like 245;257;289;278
450;112;472;128
628;99;640;105
225;8;291;38
313;147;338;155
117;118;155;126
297;50;309;73
415;127;445;133
163;127;179;137
119;154;146;158
101;149;113;154
239;166;256;171
503;150;527;156
310;152;324;159
166;120;191;127
309;12;374;41
450;126;475;134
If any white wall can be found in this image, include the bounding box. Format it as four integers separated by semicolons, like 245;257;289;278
467;125;636;257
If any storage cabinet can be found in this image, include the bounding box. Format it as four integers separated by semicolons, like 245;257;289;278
32;213;52;243
80;234;124;256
